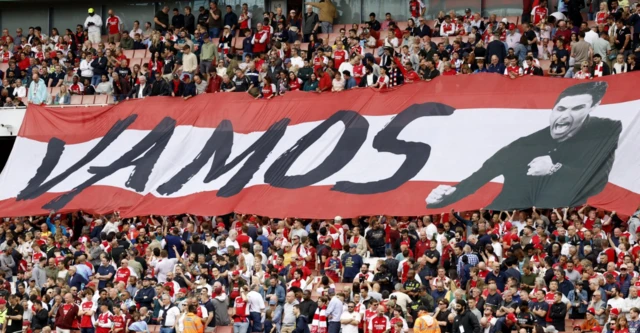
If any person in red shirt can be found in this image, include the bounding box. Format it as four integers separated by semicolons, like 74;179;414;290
252;23;269;55
504;56;523;79
112;305;126;333
55;293;79;332
333;40;349;70
106;10;123;43
368;305;391;333
78;289;97;333
95;303;113;333
409;0;426;20
531;0;548;25
115;259;133;284
69;76;84;95
317;68;332;92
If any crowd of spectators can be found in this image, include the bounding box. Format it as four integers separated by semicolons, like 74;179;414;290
0;205;639;333
0;0;637;107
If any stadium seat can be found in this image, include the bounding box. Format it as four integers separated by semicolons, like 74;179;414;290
396;21;409;30
233;37;245;53
123;50;135;59
133;49;146;58
50;86;61;97
212;38;220;46
129;58;143;69
0;63;8;73
316;33;329;42
107;94;115;104
300;43;309;51
81;95;95;105
327;32;341;45
93;94;109;105
333;24;346;32
539;59;551;71
216;327;233;333
70;95;83;105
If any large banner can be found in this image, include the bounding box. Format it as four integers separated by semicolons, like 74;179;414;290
1;74;640;218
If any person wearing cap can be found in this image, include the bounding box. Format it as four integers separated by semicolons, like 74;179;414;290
84;8;103;43
341;243;363;283
134;277;156;310
544;326;559;333
581;308;601;331
413;306;439;333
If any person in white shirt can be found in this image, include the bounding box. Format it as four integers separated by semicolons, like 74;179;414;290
154;250;179;283
180;45;198;80
289;48;305;70
340;302;361;333
84;8;103;43
585;26;599;45
158;294;181;330
13;79;26;98
247;284;266;332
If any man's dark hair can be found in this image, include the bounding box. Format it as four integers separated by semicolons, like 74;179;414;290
370;13;376;17
555;81;608;107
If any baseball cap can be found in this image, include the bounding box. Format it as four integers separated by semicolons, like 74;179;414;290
544;326;558;333
178;288;187;294
587;308;595;315
86;281;96;288
611;308;620;316
88;8;95;14
91;237;100;243
465;8;472;12
0;299;7;305
335;216;342;222
506;313;517;322
269;299;277;305
349;243;358;248
217;223;225;229
509;23;516;30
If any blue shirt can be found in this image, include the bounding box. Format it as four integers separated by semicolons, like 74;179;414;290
97;264;116;289
342;254;363;279
485;270;508;291
325;296;343;322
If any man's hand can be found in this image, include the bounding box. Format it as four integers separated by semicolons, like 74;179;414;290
426;185;456;205
527;155;555;176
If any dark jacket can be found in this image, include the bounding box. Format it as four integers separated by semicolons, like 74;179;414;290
55;302;79;329
112;78;131;96
31;308;49;329
292;315;310;333
486;40;507;65
182;81;196;97
68;273;88;290
134;286;156;309
185;14;196;34
417;25;432;37
151;79;171;96
128;83;152;98
169;79;184;97
358;74;378;87
453;309;481;333
549;302;567;331
91;56;108;76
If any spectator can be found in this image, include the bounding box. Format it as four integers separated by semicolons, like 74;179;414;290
95;74;114;95
53;84;71;105
106;10;123;43
208;2;223;38
307;0;338;33
302;5;320;42
155;6;170;32
85;8;103;43
128;75;151;99
120;32;134;50
182;75;196;100
224;6;238;34
171;8;184;30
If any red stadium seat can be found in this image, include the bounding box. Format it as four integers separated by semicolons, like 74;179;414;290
216;327;233;333
123;50;135;59
539;59;551;71
133;49;146;58
233;37;245;53
300;43;309;51
327;32;341;45
396;21;409;31
70;95;83;105
50;86;61;97
93;94;109;105
81;95;95;105
0;63;8;73
129;58;143;69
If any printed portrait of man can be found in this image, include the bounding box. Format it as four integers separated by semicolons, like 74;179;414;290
426;81;622;210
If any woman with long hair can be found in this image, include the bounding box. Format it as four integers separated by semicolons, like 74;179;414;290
548;53;566;77
615;315;629;333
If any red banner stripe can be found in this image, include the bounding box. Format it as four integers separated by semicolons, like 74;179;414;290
19;73;640;144
0;181;637;218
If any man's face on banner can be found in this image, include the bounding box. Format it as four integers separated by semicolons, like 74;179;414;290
550;93;594;142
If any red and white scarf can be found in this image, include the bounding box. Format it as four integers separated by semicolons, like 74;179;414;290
310;305;327;333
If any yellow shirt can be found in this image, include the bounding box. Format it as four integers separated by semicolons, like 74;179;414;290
414;315;440;333
182;313;204;333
